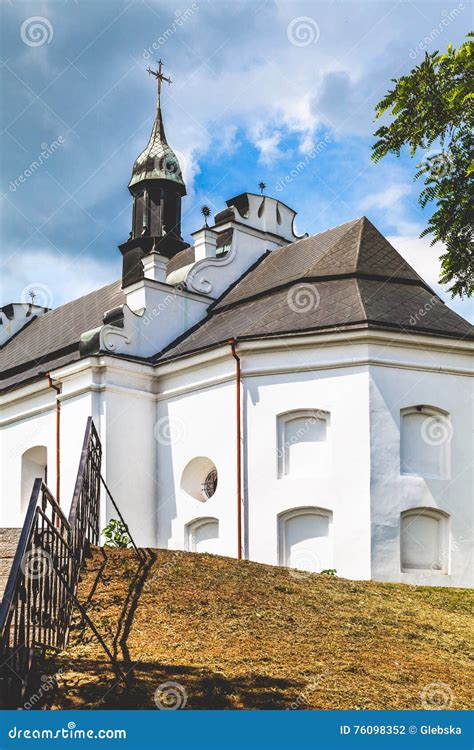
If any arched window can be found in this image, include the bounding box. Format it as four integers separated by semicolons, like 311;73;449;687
186;517;219;554
400;508;449;573
277;409;329;478
181;457;218;502
21;446;47;514
400;406;452;479
278;507;333;573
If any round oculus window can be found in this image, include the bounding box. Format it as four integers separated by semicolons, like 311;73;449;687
201;468;218;499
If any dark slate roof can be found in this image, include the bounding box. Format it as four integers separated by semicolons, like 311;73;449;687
159;217;473;360
0;281;124;393
214;216;424;309
2;217;472;392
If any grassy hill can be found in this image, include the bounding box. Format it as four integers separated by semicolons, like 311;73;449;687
41;547;473;710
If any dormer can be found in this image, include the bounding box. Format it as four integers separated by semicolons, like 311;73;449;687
214;192;303;244
167;191;306;298
0;303;49;347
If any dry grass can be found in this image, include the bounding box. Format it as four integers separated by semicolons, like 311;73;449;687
41;547;473;710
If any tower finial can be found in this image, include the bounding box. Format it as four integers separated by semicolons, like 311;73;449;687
146;59;172;107
201;205;211;227
258;180;266;195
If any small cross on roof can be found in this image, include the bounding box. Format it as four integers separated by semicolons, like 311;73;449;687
146;59;172;106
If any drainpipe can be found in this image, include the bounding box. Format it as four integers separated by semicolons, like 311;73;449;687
46;374;61;504
229;339;242;560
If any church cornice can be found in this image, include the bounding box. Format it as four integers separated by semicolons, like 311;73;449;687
154;326;474;379
2;328;472;410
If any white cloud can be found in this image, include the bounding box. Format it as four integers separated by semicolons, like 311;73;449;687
250;125;284;165
360;185;411;211
214;125;240;157
388;234;473;323
3;0;471;317
355;167;424;237
1;249;120;308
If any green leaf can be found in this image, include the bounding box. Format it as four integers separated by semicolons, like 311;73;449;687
371;33;474;298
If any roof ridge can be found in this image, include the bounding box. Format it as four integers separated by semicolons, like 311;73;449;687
304;217;363;278
208;249;270;312
354;216;366;270
355;217;369;320
214;217;363;311
358;219;439;295
274;216;362;255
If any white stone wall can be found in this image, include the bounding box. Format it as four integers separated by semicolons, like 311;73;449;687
156;356;238;557
0;384;57;527
243;366;371;579
367;341;473;588
1;332;472;588
155;334;472;587
155;339;372;578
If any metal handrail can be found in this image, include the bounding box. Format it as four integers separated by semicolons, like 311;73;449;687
0;480;73;706
69;416;97;532
0;478;43;633
0;416;142;707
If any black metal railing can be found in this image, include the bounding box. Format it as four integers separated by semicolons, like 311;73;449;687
68;418;102;596
0;417;141;708
0;480;72;707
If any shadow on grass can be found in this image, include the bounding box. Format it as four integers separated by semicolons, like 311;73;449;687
47;657;305;709
35;549;305;709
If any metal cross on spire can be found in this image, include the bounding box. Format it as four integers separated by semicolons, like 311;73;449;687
146;59;172;107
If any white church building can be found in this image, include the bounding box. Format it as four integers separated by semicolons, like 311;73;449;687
1;69;473;588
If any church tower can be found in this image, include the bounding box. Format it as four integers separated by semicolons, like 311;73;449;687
119;61;188;287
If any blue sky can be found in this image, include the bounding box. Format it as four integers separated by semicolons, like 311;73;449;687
1;0;472;321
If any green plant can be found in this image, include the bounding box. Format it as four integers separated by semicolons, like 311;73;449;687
321;568;337;576
372;33;474;298
102;519;131;548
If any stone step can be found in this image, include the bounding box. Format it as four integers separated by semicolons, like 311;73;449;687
0;529;22;603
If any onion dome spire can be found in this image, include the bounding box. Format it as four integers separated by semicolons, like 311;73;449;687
129;60;185;190
119;61;189;286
